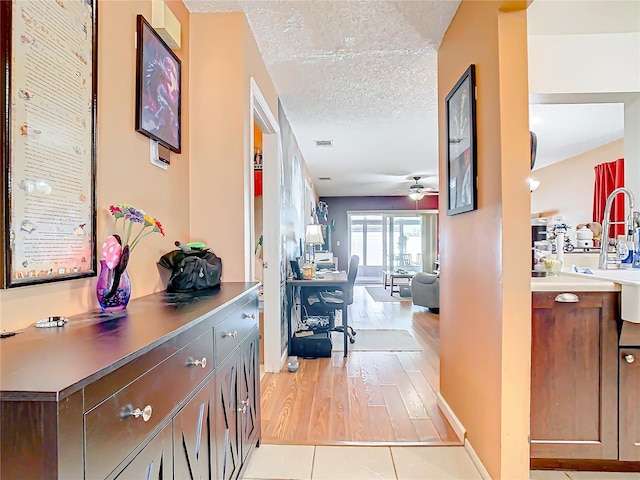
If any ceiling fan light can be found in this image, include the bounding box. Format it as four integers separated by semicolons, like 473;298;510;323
408;176;426;200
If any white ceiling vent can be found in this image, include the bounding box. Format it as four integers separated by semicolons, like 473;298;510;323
315;140;333;147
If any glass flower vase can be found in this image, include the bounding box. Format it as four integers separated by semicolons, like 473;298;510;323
96;260;131;311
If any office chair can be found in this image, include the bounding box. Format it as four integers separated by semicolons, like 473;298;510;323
313;255;359;344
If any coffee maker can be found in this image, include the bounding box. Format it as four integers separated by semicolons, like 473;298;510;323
531;218;549;276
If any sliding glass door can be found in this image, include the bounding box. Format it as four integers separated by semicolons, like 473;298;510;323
350;214;383;281
348;211;437;283
386;215;423;273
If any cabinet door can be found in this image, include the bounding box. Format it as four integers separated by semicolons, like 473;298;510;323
239;328;260;460
114;424;172;480
215;353;240;480
530;291;618;459
173;377;215;479
620;347;640;461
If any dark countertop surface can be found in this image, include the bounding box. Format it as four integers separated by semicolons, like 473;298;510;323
0;282;259;399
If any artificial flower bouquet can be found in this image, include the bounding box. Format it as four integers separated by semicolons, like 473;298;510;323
98;204;165;305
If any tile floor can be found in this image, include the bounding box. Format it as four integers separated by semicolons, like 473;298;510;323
244;445;640;480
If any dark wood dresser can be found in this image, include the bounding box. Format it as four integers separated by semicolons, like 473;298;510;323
0;282;261;479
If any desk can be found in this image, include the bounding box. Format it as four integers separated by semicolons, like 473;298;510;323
286;272;349;357
383;270;415;295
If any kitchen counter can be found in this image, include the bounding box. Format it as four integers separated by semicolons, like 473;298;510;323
531;267;639;323
562;268;640;324
561;267;640;287
531;273;620;292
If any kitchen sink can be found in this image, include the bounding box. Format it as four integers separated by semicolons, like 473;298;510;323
562;268;640;323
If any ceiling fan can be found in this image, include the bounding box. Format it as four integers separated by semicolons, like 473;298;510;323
408;176;438;201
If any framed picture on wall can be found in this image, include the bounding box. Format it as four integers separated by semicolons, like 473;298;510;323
1;0;98;287
445;64;477;216
135;14;182;153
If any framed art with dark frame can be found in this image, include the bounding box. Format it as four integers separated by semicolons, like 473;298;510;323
135;14;182;153
445;64;477;216
1;0;98;288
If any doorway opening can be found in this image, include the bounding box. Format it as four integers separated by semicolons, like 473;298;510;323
250;78;282;374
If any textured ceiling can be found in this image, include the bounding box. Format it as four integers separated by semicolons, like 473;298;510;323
184;1;631;197
184;0;460;196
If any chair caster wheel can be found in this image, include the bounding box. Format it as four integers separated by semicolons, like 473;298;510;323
349;338;355;344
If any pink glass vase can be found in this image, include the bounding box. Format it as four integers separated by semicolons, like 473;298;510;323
96;260;131;311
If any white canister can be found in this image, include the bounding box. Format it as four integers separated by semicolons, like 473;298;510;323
576;227;594;249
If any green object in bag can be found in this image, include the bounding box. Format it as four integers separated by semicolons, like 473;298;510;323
186;242;206;250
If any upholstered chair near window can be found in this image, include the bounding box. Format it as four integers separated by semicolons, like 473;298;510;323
411;272;439;313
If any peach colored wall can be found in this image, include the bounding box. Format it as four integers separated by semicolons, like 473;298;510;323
0;0;190;332
189;13;277;282
254;123;263;152
531;139;624;230
496;8;532;478
438;1;531;478
189;13;245;281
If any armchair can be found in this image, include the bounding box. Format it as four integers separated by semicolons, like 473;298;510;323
411;272;439;313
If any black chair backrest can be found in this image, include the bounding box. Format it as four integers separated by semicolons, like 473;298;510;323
290;259;303;280
343;255;359;305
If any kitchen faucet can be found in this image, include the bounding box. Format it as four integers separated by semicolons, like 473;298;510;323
599;187;636;269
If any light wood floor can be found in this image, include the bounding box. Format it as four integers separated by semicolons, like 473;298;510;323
260;284;461;446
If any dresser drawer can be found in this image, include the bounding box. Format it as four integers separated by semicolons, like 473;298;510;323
85;329;213;479
214;298;258;365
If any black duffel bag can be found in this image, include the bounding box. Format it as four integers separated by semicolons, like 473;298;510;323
290;331;332;358
158;247;222;293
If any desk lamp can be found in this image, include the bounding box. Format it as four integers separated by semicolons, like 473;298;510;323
305;224;324;264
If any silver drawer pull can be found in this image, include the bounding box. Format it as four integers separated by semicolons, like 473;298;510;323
241;313;256;319
223;330;237;338
123;405;153;422
625;354;635;364
188;357;207;368
554;293;579;303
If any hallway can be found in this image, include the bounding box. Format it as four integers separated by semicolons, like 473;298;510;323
260;285;458;445
255;286;640;479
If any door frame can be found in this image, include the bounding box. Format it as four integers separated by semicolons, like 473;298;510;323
250;78;284;373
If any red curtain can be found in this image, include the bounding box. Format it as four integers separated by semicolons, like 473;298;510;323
593;158;625;238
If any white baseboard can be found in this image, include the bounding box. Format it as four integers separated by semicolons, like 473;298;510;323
436;392;467;442
280;350;288;371
464;438;492;480
436;393;491;479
